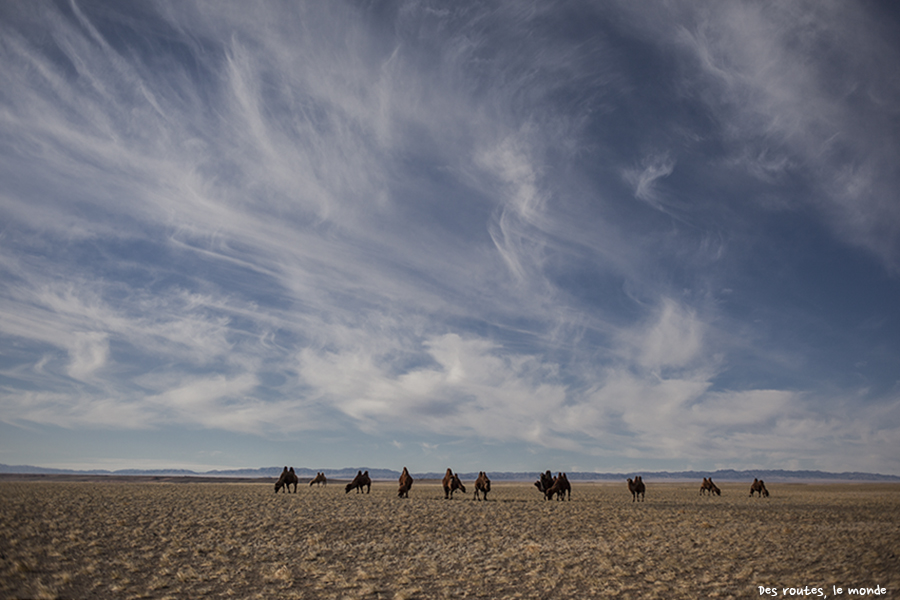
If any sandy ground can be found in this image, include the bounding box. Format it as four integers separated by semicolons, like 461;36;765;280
1;479;897;599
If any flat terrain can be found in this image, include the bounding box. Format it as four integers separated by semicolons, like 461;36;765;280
1;479;897;599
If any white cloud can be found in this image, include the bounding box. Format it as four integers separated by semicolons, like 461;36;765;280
66;332;109;381
624;154;675;211
480;133;550;284
617;298;706;374
1;391;154;430
299;332;569;445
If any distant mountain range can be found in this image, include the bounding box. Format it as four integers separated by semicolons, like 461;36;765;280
1;464;898;482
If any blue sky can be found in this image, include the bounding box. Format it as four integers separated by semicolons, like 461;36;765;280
2;0;899;475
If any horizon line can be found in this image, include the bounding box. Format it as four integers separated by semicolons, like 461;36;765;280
2;463;898;481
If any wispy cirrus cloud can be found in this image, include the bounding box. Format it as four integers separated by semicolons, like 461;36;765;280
661;0;900;271
623;153;676;213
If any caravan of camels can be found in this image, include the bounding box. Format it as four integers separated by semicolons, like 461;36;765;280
275;466;772;501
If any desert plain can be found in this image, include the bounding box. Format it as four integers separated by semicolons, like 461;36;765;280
1;477;898;599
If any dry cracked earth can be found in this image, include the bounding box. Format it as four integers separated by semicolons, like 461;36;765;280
1;479;898;599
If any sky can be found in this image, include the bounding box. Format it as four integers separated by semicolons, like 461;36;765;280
1;0;899;476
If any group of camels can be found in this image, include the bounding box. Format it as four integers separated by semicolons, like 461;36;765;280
274;466;492;500
275;467;772;500
273;467;326;493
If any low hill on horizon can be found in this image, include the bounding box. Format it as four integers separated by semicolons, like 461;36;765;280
2;463;898;482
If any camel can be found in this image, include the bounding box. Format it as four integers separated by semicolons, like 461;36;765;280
345;470;371;494
309;472;327;487
544;472;571;501
627;476;645;502
700;477;721;496
275;466;299;494
442;468;453;497
275;466;289;493
473;471;491;501
442;468;466;499
534;470;555;494
398;467;414;498
749;478;769;498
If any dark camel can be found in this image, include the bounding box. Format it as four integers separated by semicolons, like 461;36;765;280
275;466;299;493
345;470;371;494
398;467;414;498
627;476;645;502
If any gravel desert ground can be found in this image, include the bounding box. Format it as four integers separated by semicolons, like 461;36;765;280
1;479;897;599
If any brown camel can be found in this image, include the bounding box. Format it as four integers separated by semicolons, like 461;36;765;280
309;472;327;487
700;477;721;496
345;470;371;494
473;471;491;501
749;478;769;497
398;467;414;498
544;472;571;501
442;468;466;499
